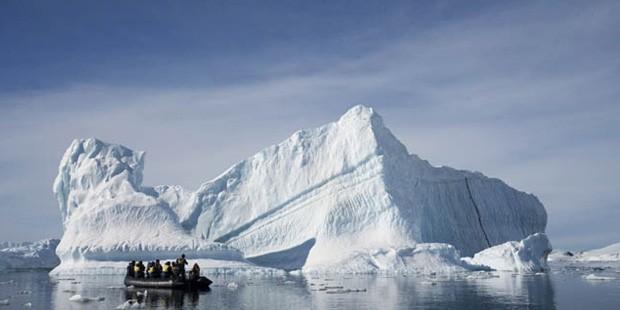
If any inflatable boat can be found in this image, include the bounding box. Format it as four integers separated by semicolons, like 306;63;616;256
124;276;212;290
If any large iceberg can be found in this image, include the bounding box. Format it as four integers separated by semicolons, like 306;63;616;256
52;105;547;273
0;239;60;270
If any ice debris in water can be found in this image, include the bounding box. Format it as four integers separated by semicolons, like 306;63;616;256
0;299;9;306
583;274;615;281
23;302;32;308
0;281;13;285
227;282;239;289
68;294;105;302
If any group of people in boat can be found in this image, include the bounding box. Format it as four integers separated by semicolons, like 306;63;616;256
126;254;201;281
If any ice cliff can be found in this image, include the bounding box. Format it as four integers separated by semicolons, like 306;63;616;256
52;105;547;273
0;239;60;270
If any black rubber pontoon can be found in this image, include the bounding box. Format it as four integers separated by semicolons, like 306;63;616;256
124;276;212;290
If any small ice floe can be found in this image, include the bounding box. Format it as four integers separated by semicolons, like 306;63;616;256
583;274;615;281
116;299;145;309
283;280;295;285
0;299;9;306
23;302;32;308
226;282;239;290
68;294;105;302
136;290;147;297
0;280;14;285
325;288;366;294
107;285;125;289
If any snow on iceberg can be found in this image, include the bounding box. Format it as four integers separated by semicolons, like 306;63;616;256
0;239;60;270
303;243;485;274
576;243;620;262
464;233;552;273
52;105;547;273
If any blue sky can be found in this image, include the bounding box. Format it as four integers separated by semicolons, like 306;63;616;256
1;0;618;250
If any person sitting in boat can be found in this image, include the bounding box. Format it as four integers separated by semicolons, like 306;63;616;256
189;263;200;281
171;262;181;280
147;261;155;278
126;261;136;277
162;261;172;278
135;261;146;278
154;259;162;278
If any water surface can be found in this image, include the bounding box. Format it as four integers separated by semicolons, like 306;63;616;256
0;263;618;309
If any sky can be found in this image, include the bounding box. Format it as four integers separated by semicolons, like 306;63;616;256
0;0;618;251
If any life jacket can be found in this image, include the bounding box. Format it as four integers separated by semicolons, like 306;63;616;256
134;266;140;273
148;266;155;274
163;265;170;272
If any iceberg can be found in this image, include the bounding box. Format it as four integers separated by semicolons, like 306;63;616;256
0;239;60;270
577;243;620;262
52;105;547;274
549;242;620;262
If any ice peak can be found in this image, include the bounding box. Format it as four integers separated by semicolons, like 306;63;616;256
338;105;384;129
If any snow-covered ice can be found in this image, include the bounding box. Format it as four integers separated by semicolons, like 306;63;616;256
463;233;552;273
0;239;59;270
51;105;548;274
548;242;620;263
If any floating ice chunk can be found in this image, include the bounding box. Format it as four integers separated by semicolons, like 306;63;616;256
227;282;239;289
68;294;105;302
583;274;615;281
23;302;32;308
0;299;9;306
464;233;552;273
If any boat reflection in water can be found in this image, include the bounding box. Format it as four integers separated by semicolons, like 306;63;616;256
124;287;203;309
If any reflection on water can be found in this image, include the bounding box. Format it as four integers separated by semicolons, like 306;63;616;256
0;267;618;309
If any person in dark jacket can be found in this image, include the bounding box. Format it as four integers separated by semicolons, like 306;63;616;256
189;263;200;281
176;254;188;273
126;261;136;277
154;259;162;278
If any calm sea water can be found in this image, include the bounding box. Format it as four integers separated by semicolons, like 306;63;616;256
0;263;618;309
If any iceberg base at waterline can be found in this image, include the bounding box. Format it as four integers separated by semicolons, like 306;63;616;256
49;233;552;276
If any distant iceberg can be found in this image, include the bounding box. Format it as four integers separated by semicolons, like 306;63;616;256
0;239;60;270
549;242;620;262
51;105;548;274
